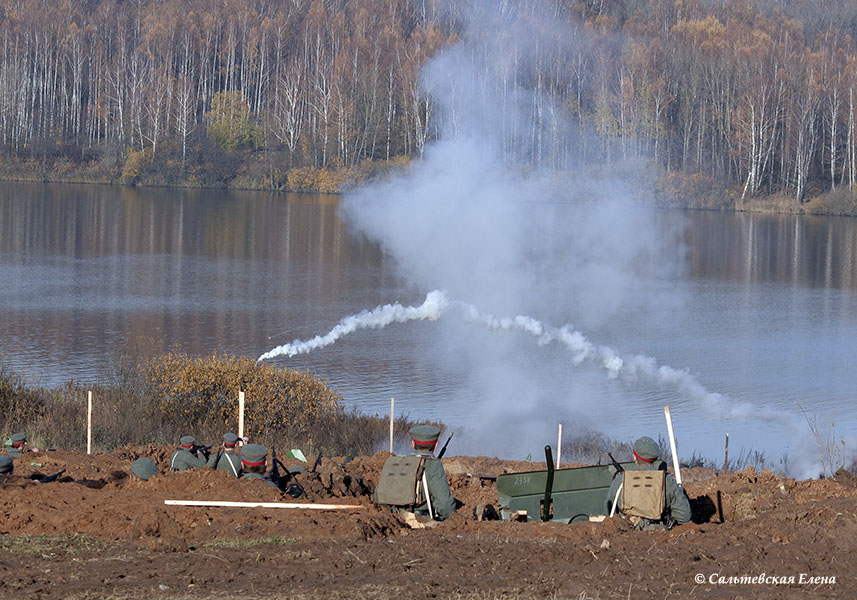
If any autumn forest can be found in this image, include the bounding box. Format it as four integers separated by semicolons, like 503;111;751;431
2;0;857;211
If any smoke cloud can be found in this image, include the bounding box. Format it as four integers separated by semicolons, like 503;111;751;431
264;1;846;477
337;2;689;457
258;288;827;474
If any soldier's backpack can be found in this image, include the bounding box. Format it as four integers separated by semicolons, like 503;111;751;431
621;469;666;520
375;455;427;509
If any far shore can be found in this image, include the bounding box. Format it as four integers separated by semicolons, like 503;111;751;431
2;164;856;218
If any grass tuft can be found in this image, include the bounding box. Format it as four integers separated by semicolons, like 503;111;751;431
203;536;297;548
0;534;108;556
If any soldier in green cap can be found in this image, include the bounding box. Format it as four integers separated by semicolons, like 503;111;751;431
239;443;278;488
129;457;158;480
169;435;208;471
0;455;13;475
205;432;242;477
6;433;27;457
605;436;691;530
410;424;457;520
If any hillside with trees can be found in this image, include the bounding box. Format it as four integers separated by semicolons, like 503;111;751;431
2;0;857;213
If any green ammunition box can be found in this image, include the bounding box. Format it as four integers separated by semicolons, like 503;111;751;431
497;462;634;523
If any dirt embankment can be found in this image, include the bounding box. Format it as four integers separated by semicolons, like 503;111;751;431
1;447;855;599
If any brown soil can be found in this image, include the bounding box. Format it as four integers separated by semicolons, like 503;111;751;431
1;448;854;599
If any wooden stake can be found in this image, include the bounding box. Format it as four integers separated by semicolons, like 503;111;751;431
716;490;725;523
389;397;395;453
87;390;93;455
664;405;682;486
238;390;245;441
556;423;562;468
723;433;729;470
164;500;365;510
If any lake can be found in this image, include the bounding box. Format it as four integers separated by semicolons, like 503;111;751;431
1;181;855;475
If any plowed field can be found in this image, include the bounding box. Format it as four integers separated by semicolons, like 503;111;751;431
1;447;854;599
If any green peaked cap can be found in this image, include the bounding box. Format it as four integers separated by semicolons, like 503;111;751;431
241;444;267;463
410;425;441;444
633;436;660;461
0;455;13;473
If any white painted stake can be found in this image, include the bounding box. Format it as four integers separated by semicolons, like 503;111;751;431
556;423;562;468
87;390;93;455
389;397;395;453
422;471;434;519
238;390;245;442
164;500;365;510
664;405;682;486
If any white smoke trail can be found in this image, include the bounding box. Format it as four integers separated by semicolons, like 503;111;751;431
453;298;799;428
259;290;844;475
257;290;450;361
258;289;794;429
453;294;835;477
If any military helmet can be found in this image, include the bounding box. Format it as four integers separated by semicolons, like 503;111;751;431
130;457;158;480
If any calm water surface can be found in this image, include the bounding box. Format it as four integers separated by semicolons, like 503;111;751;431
1;182;856;467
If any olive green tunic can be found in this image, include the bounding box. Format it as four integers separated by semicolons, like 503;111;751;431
169;448;207;471
206;449;242;477
240;472;279;489
412;452;457;521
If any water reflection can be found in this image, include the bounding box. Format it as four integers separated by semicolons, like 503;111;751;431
687;211;857;289
1;183;856;468
0;182;412;386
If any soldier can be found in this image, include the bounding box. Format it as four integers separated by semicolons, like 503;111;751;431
205;432;242;477
169;435;208;471
409;424;457;521
239;443;278;488
6;433;27;457
604;436;691;530
0;455;13;475
129;457;158;480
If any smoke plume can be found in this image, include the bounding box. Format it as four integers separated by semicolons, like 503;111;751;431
337;2;688;458
268;1;844;477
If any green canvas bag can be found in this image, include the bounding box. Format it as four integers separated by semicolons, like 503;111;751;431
375;455;427;508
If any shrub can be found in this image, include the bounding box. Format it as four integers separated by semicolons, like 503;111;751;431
655;171;732;209
803;187;857;216
0;362;49;439
146;353;342;445
120;148;152;185
0;353;429;454
206;91;260;152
